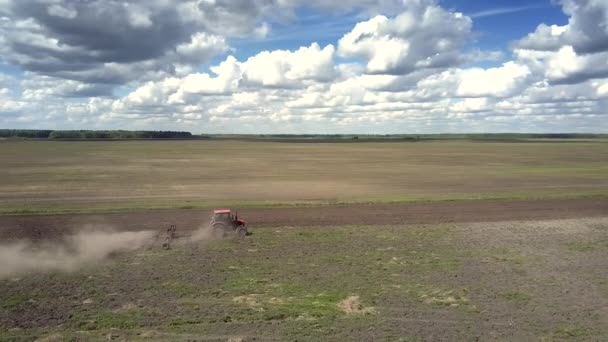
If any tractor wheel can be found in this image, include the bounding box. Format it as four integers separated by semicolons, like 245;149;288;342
212;223;226;239
236;227;247;238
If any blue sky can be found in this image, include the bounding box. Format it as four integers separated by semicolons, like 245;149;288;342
0;0;606;133
230;0;567;65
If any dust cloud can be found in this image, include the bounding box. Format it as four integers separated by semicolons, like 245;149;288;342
0;228;155;279
189;224;215;242
187;211;216;243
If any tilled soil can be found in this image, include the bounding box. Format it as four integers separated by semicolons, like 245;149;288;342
0;198;607;241
1;217;607;341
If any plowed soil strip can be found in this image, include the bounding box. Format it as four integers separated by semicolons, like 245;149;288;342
1;198;607;241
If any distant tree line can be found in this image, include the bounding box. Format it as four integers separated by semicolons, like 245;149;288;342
0;129;54;138
211;133;608;141
0;129;194;139
1;130;606;141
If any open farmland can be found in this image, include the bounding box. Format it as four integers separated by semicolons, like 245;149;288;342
1;139;608;341
1;218;608;341
0;140;607;214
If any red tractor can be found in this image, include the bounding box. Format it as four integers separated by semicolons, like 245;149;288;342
211;209;248;238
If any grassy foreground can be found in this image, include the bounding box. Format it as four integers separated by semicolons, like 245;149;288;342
1;140;607;215
2;219;607;341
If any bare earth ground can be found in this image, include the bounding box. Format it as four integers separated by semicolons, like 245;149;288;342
1;141;607;341
1;140;607;214
0;217;607;341
0;199;607;341
0;198;606;241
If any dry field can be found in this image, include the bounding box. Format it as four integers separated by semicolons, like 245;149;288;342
1;217;607;341
0;140;607;341
0;140;607;214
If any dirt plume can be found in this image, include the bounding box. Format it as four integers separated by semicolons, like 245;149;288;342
0;227;154;279
189;224;215;242
187;211;218;243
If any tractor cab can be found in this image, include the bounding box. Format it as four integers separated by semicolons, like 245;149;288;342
212;209;233;223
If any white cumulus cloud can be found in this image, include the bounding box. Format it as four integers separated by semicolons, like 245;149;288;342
338;1;471;74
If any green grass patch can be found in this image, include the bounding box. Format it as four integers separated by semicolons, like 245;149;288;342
552;326;591;339
500;291;531;303
1;294;31;309
595;277;608;299
161;282;198;298
227;293;344;321
566;239;608;252
566;242;597;252
67;311;144;331
94;311;143;330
